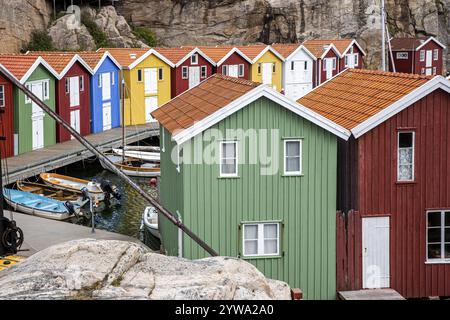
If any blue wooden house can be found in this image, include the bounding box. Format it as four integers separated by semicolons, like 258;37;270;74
79;51;121;133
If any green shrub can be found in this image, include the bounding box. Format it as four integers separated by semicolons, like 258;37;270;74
132;26;157;47
23;31;55;52
81;11;112;48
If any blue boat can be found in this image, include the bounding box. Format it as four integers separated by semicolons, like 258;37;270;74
3;188;79;221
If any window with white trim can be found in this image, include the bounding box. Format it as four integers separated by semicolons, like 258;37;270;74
158;68;164;81
344;55;349;67
433;67;437;75
332;57;337;70
284;139;302;175
419;50;425;61
433;49;439;60
222;65;228;76
238;64;244;77
137;69;143;82
0;85;5;108
396;52;409;59
291;61;295;71
426;210;450;261
111;72;115;85
421;68;425;75
220;141;237;177
354;54;358;66
79;76;84;91
98;75;102;88
25;84;31;103
257;63;261;74
201;65;207;78
181;66;188;79
191;54;198;65
397;131;414;182
272;63;276;73
242;222;280;257
43;80;49;100
65;78;70;94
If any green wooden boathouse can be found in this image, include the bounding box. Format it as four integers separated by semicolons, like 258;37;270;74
152;74;351;299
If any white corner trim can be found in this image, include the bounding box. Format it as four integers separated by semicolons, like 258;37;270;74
172;85;351;145
217;47;253;65
251;46;285;64
320;43;343;59
128;48;176;70
341;39;367;56
415;36;446;51
352;76;450;138
92;52;123;73
296;45;317;61
20;57;59;84
57;55;94;79
174;47;216;67
0;63;20;82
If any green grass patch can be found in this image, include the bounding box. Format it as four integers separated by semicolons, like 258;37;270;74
23;30;55;52
132;26;157;47
81;11;113;49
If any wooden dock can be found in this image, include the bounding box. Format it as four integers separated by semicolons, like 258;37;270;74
1;123;159;184
338;289;405;300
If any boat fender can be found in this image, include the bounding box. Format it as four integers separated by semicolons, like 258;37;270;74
0;217;24;255
149;178;157;187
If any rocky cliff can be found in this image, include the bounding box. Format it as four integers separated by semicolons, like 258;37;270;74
0;239;291;300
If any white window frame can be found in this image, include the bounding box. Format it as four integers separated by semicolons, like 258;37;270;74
43;80;49;100
344;55;349;67
421;68;425;75
201;65;207;79
0;85;5;108
397;131;415;182
426;210;450;263
219;140;238;177
354;53;358;66
111;72;115;86
65;78;70;94
181;66;188;79
433;49;439;61
283;139;302;176
98;75;102;88
222;65;228;76
396;52;409;59
419;50;425;62
242;222;280;257
238;64;244;77
79;76;84;92
191;54;198;65
158;67;164;81
25;83;31;104
433;67;437;75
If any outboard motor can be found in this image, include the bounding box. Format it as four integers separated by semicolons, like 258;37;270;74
81;187;90;201
100;180;121;200
63;201;78;218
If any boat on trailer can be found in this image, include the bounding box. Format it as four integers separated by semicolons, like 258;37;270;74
17;180;87;206
3;188;80;221
100;154;160;178
142;206;160;238
40;173;118;202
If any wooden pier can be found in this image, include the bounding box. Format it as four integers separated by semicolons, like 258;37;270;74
1;123;159;184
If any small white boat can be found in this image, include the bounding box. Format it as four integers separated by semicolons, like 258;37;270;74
142;206;160;238
3;188;81;221
100;154;160;177
112;148;160;162
123;145;160;152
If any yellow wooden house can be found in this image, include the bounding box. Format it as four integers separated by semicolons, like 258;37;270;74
99;48;174;125
236;45;284;91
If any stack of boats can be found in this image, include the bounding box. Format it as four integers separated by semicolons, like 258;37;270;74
3;173;120;221
101;145;161;177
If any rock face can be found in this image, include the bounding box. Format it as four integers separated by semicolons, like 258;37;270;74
0;239;291;300
116;0;450;69
48;13;96;51
0;0;52;53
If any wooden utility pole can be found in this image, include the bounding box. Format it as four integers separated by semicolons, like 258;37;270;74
0;65;219;257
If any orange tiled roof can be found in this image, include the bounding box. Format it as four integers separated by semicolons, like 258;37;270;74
152;74;260;133
298;69;432;130
302;39;339;58
0;54;41;80
235;44;270;60
195;45;239;63
26;52;79;74
76;51;106;69
270;43;301;59
98;47;149;68
153;46;198;65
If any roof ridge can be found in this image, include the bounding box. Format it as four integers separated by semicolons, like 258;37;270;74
348;68;433;80
211;73;260;87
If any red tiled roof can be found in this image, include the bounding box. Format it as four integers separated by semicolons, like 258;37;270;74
390;37;429;51
298;69;432;130
151;74;260;133
97;48;149;67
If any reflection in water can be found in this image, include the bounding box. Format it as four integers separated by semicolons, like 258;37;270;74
60;159;161;250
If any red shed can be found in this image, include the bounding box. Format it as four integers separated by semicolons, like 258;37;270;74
299;69;450;298
0;72;14;158
29;52;93;142
198;46;251;79
332;39;366;71
303;40;342;86
389;37;446;76
154;47;215;98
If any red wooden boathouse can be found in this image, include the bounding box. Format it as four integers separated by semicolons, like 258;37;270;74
299;69;450;298
0;72;14;158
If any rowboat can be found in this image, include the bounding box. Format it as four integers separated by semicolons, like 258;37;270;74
123;145;160;152
112;148;160;162
142;206;160;238
3;188;80;221
16;180;87;206
40;173;116;202
100;154;160;177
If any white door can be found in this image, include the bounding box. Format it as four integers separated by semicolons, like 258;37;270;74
31;82;44;150
346;54;355;68
69;76;80;107
70;109;80;140
228;65;239;78
101;72;111;101
425;50;432;67
362;217;390;289
262;63;273;86
325;58;333;80
144;68;158;94
189;67;200;88
102;103;112;131
145;96;158;123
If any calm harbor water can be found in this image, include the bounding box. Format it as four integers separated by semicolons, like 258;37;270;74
56;158;161;249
